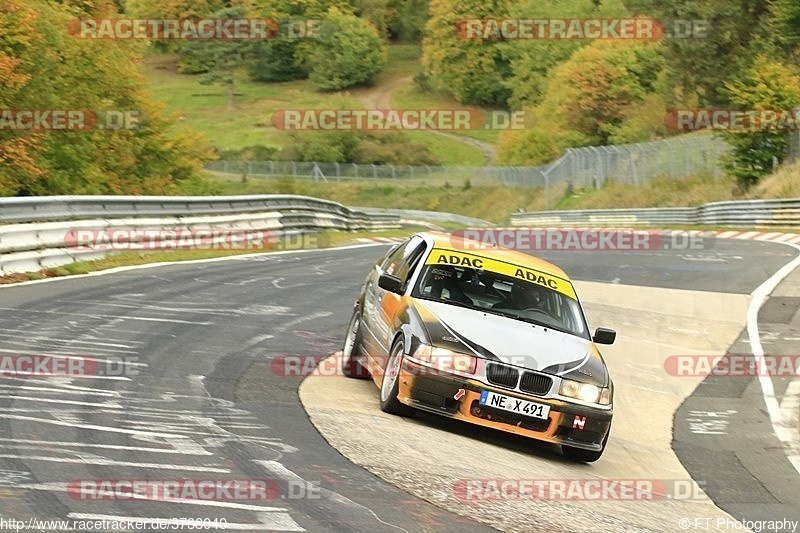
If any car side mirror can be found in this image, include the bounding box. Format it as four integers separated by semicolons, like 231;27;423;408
593;327;616;345
378;273;404;295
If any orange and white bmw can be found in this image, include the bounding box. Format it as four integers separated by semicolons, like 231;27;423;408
341;232;617;462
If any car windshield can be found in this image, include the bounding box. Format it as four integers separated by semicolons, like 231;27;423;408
411;263;590;338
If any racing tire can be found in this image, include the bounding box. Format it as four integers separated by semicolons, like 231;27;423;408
379;340;415;416
341;309;369;379
562;428;609;463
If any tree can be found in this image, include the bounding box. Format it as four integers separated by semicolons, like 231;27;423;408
656;0;771;107
388;0;428;41
720;56;800;190
421;0;512;106
126;0;227;53
350;0;390;38
0;0;210;196
767;0;800;60
178;6;257;110
308;7;386;91
501;0;629;109
245;0;353;82
497;40;665;164
0;1;41;193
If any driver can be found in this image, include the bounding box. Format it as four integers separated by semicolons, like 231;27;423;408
493;282;546;310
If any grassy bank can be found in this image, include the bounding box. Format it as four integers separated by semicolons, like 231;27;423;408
181;171;752;224
142;47;490;166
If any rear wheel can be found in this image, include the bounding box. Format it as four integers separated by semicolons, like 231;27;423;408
341;309;369;379
379;340;414;416
562;428;609;463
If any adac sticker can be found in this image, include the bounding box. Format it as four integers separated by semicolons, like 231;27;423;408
425;249;576;299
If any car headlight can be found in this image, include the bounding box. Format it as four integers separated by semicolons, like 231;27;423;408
413;344;477;374
559;379;611;405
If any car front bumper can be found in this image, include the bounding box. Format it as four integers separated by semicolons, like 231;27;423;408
397;358;612;451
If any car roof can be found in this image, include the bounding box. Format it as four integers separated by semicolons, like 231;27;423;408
420;231;573;281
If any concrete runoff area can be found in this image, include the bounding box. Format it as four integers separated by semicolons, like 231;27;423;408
299;281;751;533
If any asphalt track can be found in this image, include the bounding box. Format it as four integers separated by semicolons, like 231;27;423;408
0;239;797;532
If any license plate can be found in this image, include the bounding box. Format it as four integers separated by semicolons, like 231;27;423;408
479;390;550;419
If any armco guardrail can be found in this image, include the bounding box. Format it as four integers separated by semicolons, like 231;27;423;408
0;195;400;276
510;199;800;228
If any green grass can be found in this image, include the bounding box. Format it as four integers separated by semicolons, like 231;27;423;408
179;175;551;223
402;131;488;166
143;55;361;151
143;49;493;165
179;171;758;227
377;43;422;79
390;83;502;144
554;173;739;210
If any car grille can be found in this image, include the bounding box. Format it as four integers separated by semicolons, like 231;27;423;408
519;371;553;396
486;363;519;388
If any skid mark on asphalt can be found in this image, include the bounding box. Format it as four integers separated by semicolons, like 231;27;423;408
0;304;306;530
255;460;410;533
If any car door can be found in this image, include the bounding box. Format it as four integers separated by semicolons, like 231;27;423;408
363;236;427;359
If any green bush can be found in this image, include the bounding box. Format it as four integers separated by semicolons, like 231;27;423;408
309;8;387;90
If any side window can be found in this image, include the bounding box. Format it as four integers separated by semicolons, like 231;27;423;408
382;236;426;289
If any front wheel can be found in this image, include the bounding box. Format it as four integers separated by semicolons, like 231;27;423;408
562;428;609;463
379;340;414;416
341;309;369;379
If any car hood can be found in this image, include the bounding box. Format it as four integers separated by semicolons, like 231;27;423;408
412;299;605;381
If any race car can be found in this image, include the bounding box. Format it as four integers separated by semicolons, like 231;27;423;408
341;231;616;462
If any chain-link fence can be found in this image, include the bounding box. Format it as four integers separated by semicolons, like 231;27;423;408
204;133;730;192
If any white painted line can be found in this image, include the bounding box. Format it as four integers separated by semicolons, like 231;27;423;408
0;438;213;455
0;242;390;289
116;316;214;325
747;241;800;475
0;395;122;408
0;378;120;398
0;454;228;472
0;413;189;439
0;352;148;367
